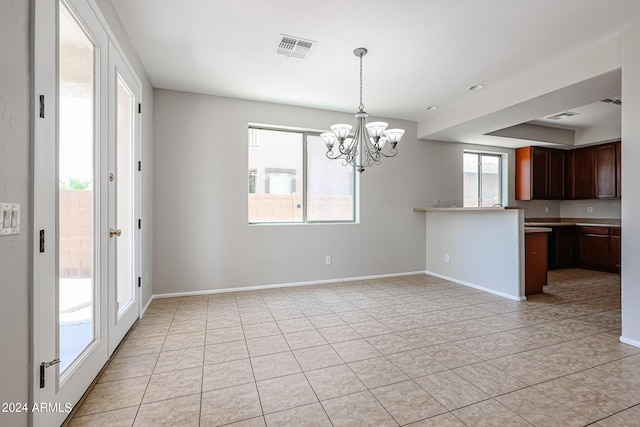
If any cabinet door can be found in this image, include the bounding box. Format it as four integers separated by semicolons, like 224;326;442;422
531;147;549;199
593;143;618;199
555;229;575;268
516;146;546;200
578;233;610;269
610;228;621;270
567;148;592;199
548;149;565;199
525;232;547;295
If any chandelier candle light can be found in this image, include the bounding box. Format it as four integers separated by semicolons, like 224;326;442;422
321;47;404;173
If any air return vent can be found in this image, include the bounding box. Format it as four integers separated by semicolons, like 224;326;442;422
546;111;579;120
276;34;316;59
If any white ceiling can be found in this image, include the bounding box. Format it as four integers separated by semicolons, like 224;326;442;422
531;98;622;129
110;0;640;135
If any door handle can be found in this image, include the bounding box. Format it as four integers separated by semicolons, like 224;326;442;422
109;228;122;238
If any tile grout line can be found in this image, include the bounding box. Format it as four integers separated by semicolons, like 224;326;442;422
68;271;637;426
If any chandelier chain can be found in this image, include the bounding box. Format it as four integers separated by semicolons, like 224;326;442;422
359;53;364;112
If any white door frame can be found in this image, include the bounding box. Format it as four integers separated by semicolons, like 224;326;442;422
32;1;142;425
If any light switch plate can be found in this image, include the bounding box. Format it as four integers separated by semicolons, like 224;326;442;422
0;203;20;235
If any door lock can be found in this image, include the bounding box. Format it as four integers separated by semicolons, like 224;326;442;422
109;228;122;238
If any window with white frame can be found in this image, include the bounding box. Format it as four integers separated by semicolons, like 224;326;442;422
248;127;355;223
463;151;502;207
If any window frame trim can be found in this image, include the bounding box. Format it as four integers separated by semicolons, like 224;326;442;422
248;125;356;225
463;150;503;208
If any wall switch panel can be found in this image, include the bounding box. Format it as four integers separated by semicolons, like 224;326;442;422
0;203;20;235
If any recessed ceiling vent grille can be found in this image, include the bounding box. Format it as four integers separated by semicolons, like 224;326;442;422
276;34;316;59
601;98;622;106
546;111;579;120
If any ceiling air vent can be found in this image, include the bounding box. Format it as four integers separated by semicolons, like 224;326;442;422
601;98;622;106
546;111;579;120
276;34;316;59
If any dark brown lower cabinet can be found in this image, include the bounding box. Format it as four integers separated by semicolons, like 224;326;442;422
545;224;620;273
576;226;620;273
525;232;548;295
610;228;621;270
548;226;575;270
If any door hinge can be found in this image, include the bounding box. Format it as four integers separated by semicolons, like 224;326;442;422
138;161;142;171
138;103;141;114
39;358;60;388
138;277;142;288
138;219;142;229
39;230;45;253
39;95;45;118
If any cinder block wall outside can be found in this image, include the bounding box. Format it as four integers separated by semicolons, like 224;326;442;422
248;194;352;222
59;190;93;278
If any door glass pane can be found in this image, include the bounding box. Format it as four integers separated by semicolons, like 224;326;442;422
248;129;303;223
463;153;479;207
307;135;354;221
58;2;95;373
116;74;135;317
481;155;500;207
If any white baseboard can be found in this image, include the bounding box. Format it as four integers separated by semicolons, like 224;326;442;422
152;270;427;299
425;270;526;301
140;295;153;318
620;335;640;348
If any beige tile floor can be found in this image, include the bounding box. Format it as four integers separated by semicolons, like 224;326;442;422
67;269;640;426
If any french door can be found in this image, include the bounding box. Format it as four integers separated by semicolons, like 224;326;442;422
33;1;141;425
108;41;141;354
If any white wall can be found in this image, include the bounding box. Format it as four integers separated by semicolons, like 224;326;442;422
621;21;640;347
0;1;30;425
424;209;525;300
94;0;155;308
152;89;465;295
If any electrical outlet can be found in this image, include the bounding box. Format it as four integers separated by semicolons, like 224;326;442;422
435;198;441;206
545;206;549;213
587;206;593;214
444;253;450;263
0;203;20;236
325;255;332;265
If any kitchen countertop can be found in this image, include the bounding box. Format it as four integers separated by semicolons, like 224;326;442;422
413;207;524;212
525;221;621;228
525;227;553;233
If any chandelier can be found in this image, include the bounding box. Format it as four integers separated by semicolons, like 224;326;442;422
321;47;404;173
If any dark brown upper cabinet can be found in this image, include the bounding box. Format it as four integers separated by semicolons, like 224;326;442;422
566;147;592;199
517;141;621;201
592;142;619;199
515;146;564;200
548;149;565;199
